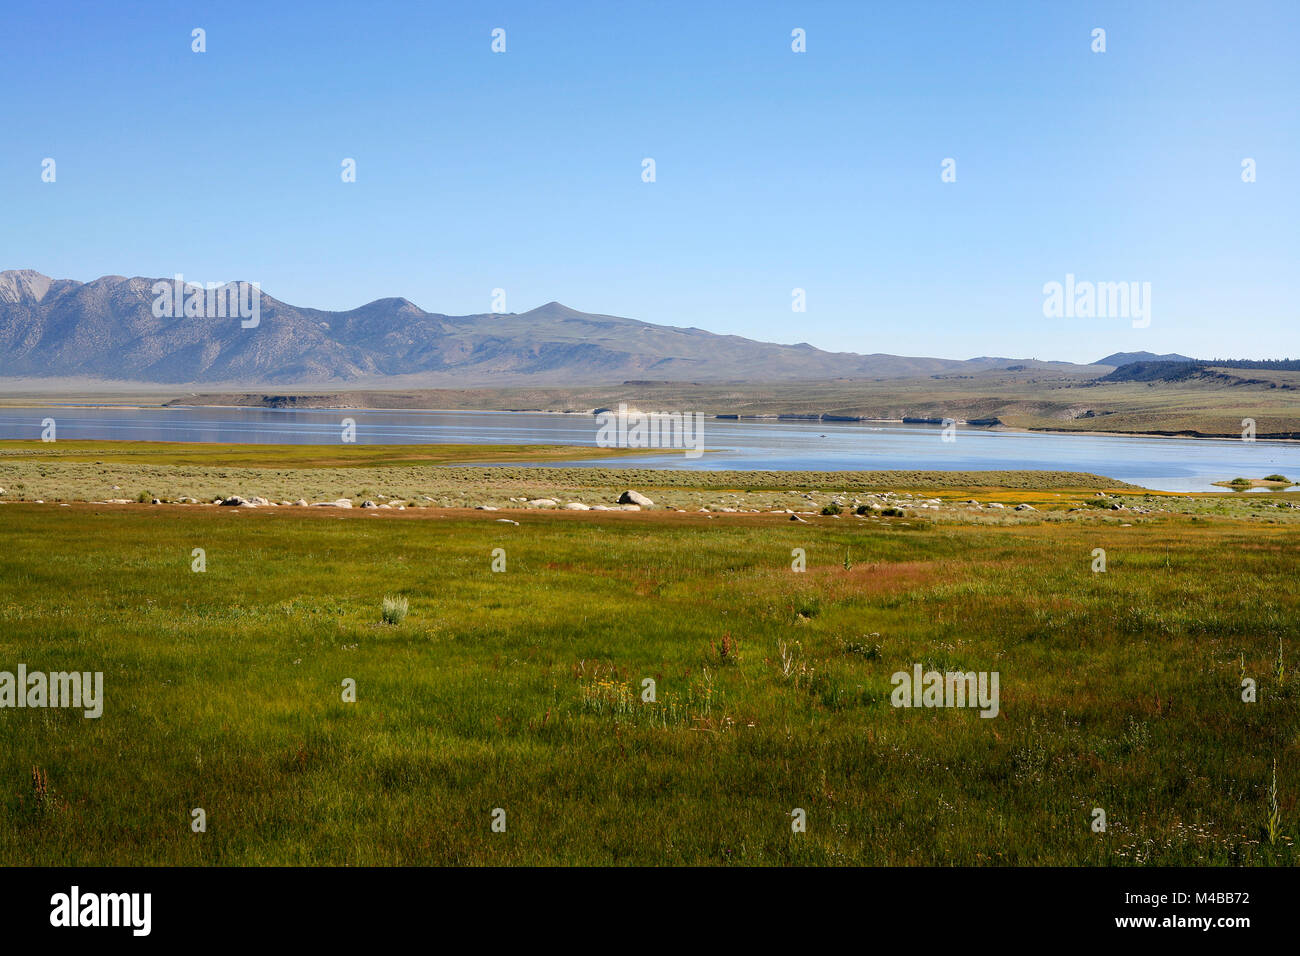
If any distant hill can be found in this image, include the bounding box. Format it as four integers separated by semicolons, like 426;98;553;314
1096;359;1300;385
1093;351;1198;367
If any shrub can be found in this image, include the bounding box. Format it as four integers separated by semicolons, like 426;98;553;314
381;595;409;625
715;631;739;665
881;507;906;517
821;502;842;515
1265;475;1290;483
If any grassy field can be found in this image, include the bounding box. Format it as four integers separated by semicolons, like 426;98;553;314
1;491;1296;865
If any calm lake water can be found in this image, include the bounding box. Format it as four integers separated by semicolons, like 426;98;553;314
3;405;1298;493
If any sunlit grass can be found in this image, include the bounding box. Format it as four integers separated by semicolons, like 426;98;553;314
0;504;1295;865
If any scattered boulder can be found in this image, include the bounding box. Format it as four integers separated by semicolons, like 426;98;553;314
528;498;559;508
987;502;1004;509
1014;504;1036;512
619;504;642;511
311;499;353;508
495;518;520;525
360;500;378;508
618;490;654;507
476;505;499;511
790;514;808;523
220;496;247;507
564;502;590;510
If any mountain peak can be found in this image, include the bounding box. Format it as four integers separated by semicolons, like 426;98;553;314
356;296;423;313
523;301;586;318
0;269;54;304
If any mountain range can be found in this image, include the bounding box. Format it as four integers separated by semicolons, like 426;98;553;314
0;270;1174;386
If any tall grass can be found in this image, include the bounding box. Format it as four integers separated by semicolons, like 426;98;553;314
380;595;409;625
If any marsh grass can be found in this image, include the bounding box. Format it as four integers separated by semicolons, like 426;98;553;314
0;503;1295;865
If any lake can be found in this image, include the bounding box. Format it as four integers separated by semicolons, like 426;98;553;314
2;405;1297;492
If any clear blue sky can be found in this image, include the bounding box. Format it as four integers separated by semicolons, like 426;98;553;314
2;0;1296;363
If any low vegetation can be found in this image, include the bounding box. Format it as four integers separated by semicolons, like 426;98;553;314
1;498;1295;865
380;595;409;626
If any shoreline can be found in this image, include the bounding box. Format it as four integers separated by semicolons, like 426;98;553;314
2;400;1299;444
3;442;1298;497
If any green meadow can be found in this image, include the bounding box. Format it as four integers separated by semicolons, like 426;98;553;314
1;490;1296;865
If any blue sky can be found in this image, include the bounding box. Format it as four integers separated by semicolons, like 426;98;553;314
1;0;1296;363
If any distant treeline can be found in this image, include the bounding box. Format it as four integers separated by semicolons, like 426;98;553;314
1200;358;1300;370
